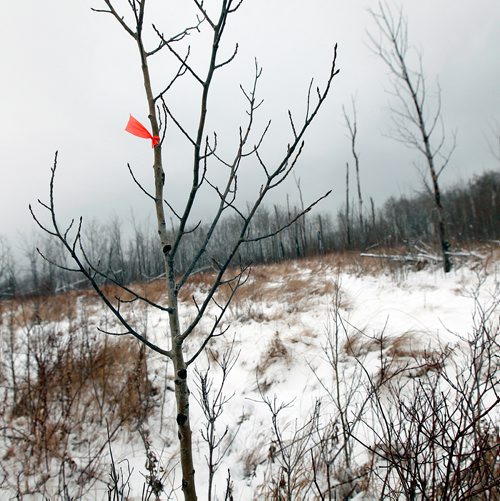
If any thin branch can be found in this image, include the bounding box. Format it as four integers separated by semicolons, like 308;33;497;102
152;24;205;86
147;19;203;58
244;190;332;243
31;154;173;359
215;43;239;70
92;0;136;39
154;48;191;101
127;163;156;201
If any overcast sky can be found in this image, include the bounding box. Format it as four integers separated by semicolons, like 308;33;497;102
2;1;499;251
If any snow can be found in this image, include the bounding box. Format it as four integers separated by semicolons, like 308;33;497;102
1;254;499;499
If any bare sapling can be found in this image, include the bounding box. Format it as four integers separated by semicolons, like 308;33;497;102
30;1;339;498
194;341;239;501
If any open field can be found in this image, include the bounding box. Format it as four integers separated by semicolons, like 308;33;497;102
0;247;499;499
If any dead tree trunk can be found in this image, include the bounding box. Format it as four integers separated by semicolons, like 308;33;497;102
369;1;455;272
345;162;351;248
343;99;363;245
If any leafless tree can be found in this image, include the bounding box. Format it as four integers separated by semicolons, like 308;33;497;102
293;174;309;256
345;162;351;248
369;1;455;272
0;237;16;298
343;98;364;242
30;1;338;498
259;393;320;500
194;342;239;501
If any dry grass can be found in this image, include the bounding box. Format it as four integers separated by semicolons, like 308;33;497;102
241;444;263;479
313;249;411;275
2;291;79;327
1;279;169;329
3;332;157;492
11;334;155;422
385;331;427;359
177;271;215;303
343;331;380;358
4;243;496;321
385;332;448;377
208;261;346;322
257;333;290;374
4;243;494;328
289;327;317;346
342;329;447;381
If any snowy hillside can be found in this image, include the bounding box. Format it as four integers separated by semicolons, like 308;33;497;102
1;251;499;499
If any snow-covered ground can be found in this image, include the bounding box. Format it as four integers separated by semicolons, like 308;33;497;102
123;255;499;499
1;252;499;499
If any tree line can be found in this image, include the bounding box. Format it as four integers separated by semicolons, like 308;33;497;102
0;168;497;299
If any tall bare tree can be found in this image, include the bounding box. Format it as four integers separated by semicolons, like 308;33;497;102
369;1;455;272
343;98;364;242
0;237;16;298
30;1;338;499
345;162;351;248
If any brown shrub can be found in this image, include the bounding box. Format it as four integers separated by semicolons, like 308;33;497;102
9;336;157;469
256;332;290;378
343;331;379;358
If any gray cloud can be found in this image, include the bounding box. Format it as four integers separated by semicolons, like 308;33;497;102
2;0;499;247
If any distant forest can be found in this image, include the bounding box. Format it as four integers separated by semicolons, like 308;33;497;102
0;169;498;298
